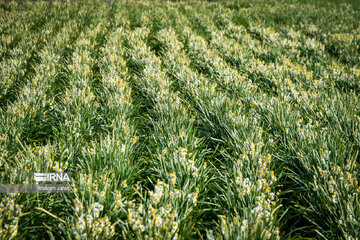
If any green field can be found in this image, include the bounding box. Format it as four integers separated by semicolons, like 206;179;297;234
0;0;360;239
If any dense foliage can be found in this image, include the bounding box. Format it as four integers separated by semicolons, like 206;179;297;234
0;0;359;239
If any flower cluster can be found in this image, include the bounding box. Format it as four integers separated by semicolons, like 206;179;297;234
126;179;196;240
72;198;115;239
0;194;22;240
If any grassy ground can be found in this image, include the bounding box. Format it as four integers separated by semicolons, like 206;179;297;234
0;0;359;239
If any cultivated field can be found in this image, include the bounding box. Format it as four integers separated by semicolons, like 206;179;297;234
0;0;359;239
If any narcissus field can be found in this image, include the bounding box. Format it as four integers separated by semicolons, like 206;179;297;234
0;0;360;239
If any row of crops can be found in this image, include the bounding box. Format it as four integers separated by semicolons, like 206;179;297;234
0;0;359;239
